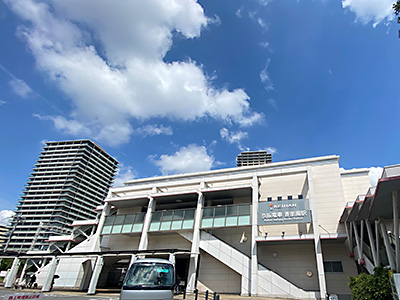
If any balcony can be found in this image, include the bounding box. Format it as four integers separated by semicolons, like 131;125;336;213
102;213;146;235
201;204;251;228
149;208;195;232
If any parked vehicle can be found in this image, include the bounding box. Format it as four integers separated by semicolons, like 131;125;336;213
120;258;175;300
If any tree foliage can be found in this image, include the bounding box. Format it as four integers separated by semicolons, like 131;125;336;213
394;1;400;16
349;267;393;300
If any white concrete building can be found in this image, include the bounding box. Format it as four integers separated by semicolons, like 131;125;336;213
5;154;380;300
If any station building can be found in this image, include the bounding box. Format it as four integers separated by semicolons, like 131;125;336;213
7;154;396;300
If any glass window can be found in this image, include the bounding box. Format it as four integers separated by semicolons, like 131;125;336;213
213;217;225;227
323;261;343;273
152;212;162;221
267;197;272;202
104;215;115;225
298;195;303;199
277;196;282;201
288;195;293;200
135;213;145;223
162;211;173;221
238;205;250;215
227;206;238;216
114;215;125;224
173;210;184;220
184;209;195;220
215;207;225;216
202;207;214;218
124;215;135;224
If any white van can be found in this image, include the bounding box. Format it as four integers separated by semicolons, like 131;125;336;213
119;258;175;300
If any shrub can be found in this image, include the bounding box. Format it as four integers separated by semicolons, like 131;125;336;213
348;267;392;300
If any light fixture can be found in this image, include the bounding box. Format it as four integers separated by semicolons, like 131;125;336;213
281;231;285;238
299;230;303;237
265;232;268;237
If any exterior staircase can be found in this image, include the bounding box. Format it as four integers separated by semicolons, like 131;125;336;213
180;231;318;299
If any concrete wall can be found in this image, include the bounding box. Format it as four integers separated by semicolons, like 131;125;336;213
257;242;319;291
341;171;371;204
322;241;358;297
147;232;191;250
311;163;347;233
102;234;140;251
210;227;252;257
198;250;241;294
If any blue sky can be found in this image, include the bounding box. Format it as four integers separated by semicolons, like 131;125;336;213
0;0;399;224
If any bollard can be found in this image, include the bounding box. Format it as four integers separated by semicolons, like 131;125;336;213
183;288;186;299
217;295;220;300
195;289;198;300
205;290;209;300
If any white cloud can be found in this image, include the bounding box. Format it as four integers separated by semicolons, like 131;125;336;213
260;59;274;91
135;124;173;137
257;18;268;30
220;128;249;150
259;41;269;49
6;0;262;146
0;210;15;226
342;0;394;27
369;167;383;187
9;78;33;98
258;0;272;6
0;100;6;106
268;98;278;109
265;146;277;155
152;144;214;175
113;164;137;187
236;7;243;18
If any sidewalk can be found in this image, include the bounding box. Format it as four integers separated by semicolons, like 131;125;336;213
0;287;285;300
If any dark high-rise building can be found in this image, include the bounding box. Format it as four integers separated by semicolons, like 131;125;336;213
6;140;118;252
237;150;272;167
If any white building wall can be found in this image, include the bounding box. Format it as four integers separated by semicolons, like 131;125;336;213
341;170;371;204
322;242;358;296
147;233;191;250
258;243;319;291
197;250;241;294
312;163;347;233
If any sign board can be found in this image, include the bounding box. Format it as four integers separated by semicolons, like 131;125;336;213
3;293;42;300
258;199;312;225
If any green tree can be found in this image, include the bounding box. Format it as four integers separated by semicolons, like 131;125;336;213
393;1;400;15
349;267;393;300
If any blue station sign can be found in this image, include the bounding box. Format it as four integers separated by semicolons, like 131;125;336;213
258;199;312;225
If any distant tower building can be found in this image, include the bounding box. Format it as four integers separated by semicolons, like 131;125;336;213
6;140;118;252
237;150;272;167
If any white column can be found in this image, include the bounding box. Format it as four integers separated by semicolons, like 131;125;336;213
18;259;30;285
344;222;353;254
352;222;362;263
42;257;59;292
366;221;378;267
307;167;327;300
375;220;380;266
393;191;399;272
250;176;258;296
4;257;20;288
95;202;111;236
138;197;156;251
87;255;104;295
380;220;396;270
186;190;204;293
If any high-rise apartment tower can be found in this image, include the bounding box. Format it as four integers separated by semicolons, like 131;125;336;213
237;150;272;167
6;140;118;252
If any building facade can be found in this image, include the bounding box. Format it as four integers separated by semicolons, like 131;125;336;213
236;150;272;167
15;154;376;300
6;140;118;252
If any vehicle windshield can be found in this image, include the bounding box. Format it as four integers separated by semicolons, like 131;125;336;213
123;262;174;289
